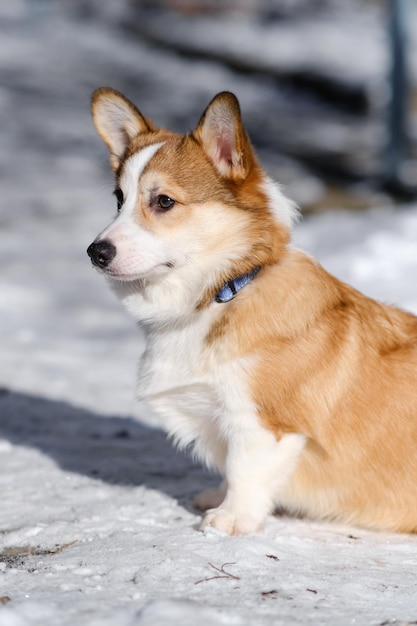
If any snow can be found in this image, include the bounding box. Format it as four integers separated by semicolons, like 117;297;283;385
1;2;417;625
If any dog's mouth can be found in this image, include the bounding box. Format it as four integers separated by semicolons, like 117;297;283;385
100;261;175;282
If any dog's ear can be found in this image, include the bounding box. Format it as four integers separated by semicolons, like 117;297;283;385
193;92;254;181
91;88;156;171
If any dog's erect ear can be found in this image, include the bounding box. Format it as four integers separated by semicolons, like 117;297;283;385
193;92;254;181
91;88;156;171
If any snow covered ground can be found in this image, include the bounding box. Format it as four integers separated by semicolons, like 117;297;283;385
1;2;417;625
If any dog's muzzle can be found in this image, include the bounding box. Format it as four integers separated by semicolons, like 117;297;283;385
87;239;116;269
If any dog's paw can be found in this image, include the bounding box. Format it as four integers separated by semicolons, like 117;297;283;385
199;507;263;535
193;485;226;511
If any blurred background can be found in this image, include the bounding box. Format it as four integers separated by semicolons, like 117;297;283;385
121;0;417;211
3;0;417;214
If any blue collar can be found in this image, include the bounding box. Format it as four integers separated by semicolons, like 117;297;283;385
215;267;261;303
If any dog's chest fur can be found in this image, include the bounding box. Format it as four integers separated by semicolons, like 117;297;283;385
136;311;243;469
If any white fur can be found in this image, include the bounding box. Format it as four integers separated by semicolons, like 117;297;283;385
136;308;227;469
261;176;299;229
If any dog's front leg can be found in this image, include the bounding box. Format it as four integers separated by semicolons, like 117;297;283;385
199;429;306;535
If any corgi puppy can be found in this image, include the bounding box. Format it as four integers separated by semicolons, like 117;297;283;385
88;89;417;535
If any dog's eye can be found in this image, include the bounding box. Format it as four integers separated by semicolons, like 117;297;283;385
113;188;124;213
157;195;175;210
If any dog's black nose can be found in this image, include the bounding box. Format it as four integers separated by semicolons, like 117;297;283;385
87;240;116;269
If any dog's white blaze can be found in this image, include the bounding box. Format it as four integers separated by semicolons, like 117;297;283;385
119;142;166;219
97;142;165;242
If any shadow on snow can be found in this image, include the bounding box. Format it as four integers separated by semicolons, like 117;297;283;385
0;388;217;509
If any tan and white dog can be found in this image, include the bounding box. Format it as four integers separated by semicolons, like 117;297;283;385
88;89;417;535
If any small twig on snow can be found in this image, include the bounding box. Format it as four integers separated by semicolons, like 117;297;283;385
194;562;240;585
